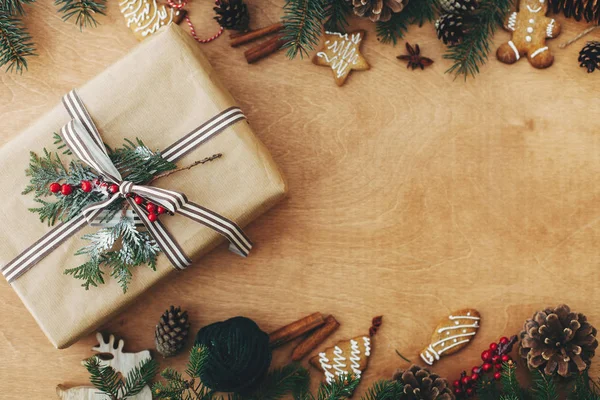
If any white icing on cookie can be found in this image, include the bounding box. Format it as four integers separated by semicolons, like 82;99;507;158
319;352;336;384
119;0;174;37
349;340;363;378
530;46;548;58
547;19;555;37
316;31;363;79
363;336;371;356
508;40;521;60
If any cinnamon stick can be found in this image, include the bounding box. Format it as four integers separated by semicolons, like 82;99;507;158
292;315;340;361
230;22;284;47
244;35;286;64
269;312;325;347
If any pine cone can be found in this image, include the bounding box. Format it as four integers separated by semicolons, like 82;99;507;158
437;0;478;13
392;364;455;400
155;306;190;358
549;0;600;23
214;0;250;31
435;13;465;45
352;0;409;22
579;41;600;73
519;304;598;377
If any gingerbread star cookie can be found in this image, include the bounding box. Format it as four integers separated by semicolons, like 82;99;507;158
119;0;187;41
312;30;370;86
420;308;481;366
496;0;561;68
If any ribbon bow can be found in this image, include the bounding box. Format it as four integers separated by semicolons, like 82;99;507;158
2;90;251;282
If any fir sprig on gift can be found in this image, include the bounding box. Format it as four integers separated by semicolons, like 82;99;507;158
66;216;160;292
375;0;436;45
85;355;158;400
443;0;513;78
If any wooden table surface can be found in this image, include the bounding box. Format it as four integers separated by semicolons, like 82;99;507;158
2;1;600;398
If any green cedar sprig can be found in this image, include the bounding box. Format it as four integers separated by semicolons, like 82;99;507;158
85;355;158;400
375;0;436;45
443;0;513;79
282;0;325;59
0;9;36;73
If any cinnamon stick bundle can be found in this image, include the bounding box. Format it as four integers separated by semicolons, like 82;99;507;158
292;315;340;361
244;35;286;64
269;312;325;347
230;22;284;47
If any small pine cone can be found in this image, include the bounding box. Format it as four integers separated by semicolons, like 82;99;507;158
579;41;600;73
519;304;598;377
435;13;465;45
155;306;190;358
392;364;455;400
352;0;409;22
214;0;250;31
437;0;478;13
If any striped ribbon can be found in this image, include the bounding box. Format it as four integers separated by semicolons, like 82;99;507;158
2;90;251;283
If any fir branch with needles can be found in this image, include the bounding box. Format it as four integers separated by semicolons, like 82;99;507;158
282;0;325;59
85;355;158;400
0;9;35;73
443;0;513;79
1;0;36;16
55;0;106;29
375;0;436;45
323;0;352;33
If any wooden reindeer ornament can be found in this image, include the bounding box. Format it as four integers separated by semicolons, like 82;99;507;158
420;309;481;366
56;333;152;400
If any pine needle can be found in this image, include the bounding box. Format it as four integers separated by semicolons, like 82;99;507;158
282;0;325;59
55;0;106;29
0;10;35;73
323;0;351;32
375;0;436;45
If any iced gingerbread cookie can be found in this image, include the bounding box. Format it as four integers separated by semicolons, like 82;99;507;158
420;308;481;366
119;0;187;41
310;335;371;384
313;30;370;86
497;0;561;69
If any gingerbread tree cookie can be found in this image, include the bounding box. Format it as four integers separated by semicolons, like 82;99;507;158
420;308;480;366
310;335;371;384
312;30;370;86
497;0;561;69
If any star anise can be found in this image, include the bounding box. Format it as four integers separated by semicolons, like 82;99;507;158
397;43;434;70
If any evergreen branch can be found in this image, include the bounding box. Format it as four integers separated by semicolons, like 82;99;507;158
0;10;35;73
53;132;73;155
245;363;311;400
360;380;404;400
84;356;123;399
323;0;351;32
109;138;176;185
477;378;500;400
314;374;360;400
375;0;436;45
443;0;513;79
122;358;159;398
186;345;210;378
500;362;523;399
0;0;35;16
531;370;559;400
55;0;106;29
282;0;325;59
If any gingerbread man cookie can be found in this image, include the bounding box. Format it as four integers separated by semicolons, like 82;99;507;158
497;0;561;68
313;30;370;86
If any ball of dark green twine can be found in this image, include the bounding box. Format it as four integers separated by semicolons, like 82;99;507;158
194;316;272;393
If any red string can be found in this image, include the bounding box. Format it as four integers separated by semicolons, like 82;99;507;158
167;0;224;43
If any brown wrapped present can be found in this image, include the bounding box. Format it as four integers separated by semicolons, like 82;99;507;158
0;24;286;349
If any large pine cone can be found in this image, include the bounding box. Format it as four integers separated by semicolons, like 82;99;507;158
352;0;409;22
392;364;455;400
519;304;598;377
155;306;190;358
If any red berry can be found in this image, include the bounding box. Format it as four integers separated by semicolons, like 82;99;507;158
49;182;61;193
466;388;475;396
81;181;92;193
157;205;166;214
453;380;461;388
490;343;499;351
499;337;509;345
482;363;493;372
148;213;158;222
492;355;501;364
61;184;73;195
454;388;462;395
471;373;479;381
472;366;480;374
146;203;157;213
481;350;492;362
501;354;511;363
494;372;502;380
108;184;119;194
134;196;144;205
100;182;108;188
461;376;470;385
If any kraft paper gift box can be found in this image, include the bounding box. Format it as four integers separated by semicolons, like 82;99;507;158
0;24;286;348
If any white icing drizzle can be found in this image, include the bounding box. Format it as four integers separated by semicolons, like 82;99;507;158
332;346;347;378
530;46;548;58
363;336;371;356
119;0;174;37
316;31;363;79
527;5;542;12
319;352;336;384
508;41;521;60
507;12;517;31
349;340;363;378
547;19;555;37
420;345;440;365
431;332;476;347
449;314;480;321
438;321;479;333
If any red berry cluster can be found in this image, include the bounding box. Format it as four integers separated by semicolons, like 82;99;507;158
133;195;167;222
452;335;518;398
